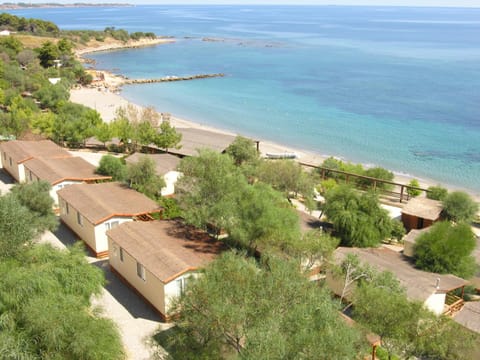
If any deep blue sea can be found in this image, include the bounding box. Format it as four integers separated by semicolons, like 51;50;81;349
8;5;480;192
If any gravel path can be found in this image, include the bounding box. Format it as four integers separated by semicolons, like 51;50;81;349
37;223;170;359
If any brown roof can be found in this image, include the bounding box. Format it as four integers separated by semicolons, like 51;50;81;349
125;153;181;176
401;197;443;221
108;220;225;283
0;140;71;164
402;227;430;246
57;182;161;225
454;301;480;333
334;247;468;302
23;157;111;185
170;128;236;157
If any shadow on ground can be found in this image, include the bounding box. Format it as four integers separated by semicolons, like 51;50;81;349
52;222;161;322
92;259;162;322
0;169;14;184
53;222;80;248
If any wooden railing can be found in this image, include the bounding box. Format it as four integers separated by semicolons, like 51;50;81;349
299;163;429;204
444;293;464;316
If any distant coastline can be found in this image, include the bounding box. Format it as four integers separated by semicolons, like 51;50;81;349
0;3;132;10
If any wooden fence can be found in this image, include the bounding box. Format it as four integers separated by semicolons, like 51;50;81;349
299;163;429;204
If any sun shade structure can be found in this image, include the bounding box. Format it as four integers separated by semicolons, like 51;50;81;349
58;182;162;257
401;197;443;232
108;220;226;320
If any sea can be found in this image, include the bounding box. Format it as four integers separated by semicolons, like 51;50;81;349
7;5;480;192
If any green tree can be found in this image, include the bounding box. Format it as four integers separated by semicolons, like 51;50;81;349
229;182;301;253
414;221;476;278
406;179;422;197
34;82;70;109
427;185;448;201
126;156;165;199
95;122;114;148
96;155;126;181
10;180;58;234
37;41;59;68
285;229;339;271
163;252;361;359
0;244;124;359
16;49;37;67
0;194;35;259
225;135;258;165
154;120;182;153
357;166;394;191
176;149;244;234
157;197;183;220
442;191;479;223
354;281;426;359
30;110;56;138
323;185;395;247
54;102;101;145
256;159;315;207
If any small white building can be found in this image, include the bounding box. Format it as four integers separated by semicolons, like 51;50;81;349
108;220;225;320
0;30;11;36
57;182;162;258
125;153;182;197
0;140;71;182
327;247;468;316
23;156;111;205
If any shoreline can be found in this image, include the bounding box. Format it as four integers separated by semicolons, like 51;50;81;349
75;37;175;57
71;46;480;202
71;86;480;202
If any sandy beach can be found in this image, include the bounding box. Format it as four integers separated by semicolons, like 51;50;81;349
71;86;474;196
70;40;480;202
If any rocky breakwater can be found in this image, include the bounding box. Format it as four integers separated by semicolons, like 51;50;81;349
123;73;225;84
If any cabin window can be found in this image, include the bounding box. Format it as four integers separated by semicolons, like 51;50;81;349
2;152;5;160
176;277;189;297
120;247;124;262
137;262;146;281
9;157;12;166
29;171;32;181
105;221;119;231
77;211;83;226
66;202;69;215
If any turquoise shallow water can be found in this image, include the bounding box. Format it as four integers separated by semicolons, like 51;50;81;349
9;5;480;192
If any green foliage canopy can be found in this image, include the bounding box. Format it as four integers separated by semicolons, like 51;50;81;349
323;185;398;247
96;155;127;181
163;252;362;359
126;156;166;199
0;244;124;360
427;185;448;201
225;135;258;165
442;191;479;223
414;221;477;278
